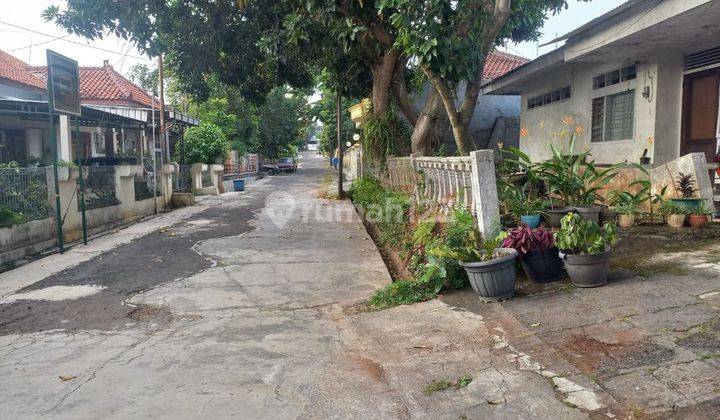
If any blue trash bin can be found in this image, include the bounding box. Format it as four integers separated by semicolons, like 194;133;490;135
233;179;245;191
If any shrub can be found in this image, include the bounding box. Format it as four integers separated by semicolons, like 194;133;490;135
368;279;437;310
555;213;617;255
177;122;230;164
0;207;24;228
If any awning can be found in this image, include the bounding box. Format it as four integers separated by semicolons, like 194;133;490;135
0;98;146;129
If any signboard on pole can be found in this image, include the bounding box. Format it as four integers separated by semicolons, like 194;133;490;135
47;50;81;116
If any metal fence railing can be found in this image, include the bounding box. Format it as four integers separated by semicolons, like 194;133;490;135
0;166;51;222
201;169;213;188
81;166;120;210
134;156;159;201
173;165;192;193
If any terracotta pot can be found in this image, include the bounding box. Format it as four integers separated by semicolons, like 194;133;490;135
715;167;720;177
617;214;635;228
688;214;709;228
666;214;685;228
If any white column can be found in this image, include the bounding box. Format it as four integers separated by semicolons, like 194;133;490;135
470;150;500;237
26;128;43;159
58;115;72;161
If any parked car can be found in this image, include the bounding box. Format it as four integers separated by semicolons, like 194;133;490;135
262;157;297;175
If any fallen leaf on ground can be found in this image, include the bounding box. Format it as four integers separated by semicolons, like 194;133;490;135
59;375;77;382
530;322;541;327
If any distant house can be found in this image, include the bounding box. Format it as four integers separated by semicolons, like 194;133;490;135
483;0;720;170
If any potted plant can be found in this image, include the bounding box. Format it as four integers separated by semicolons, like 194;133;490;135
614;202;639;228
671;173;702;213
658;200;688;228
502;226;563;283
503;185;545;228
536;134;620;225
688;202;712;228
431;227;517;302
555;213;618;288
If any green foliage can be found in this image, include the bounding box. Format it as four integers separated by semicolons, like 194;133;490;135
429;210;506;263
362;108;410;166
46;1;315;103
0;207;24;228
368;278;437;310
178;122;230;164
536;134;621;206
555;213;617;255
423;379;452;396
658;200;690;217
252;87;307;159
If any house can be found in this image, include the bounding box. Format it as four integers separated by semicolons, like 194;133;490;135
482;0;720;172
29;60;198;164
0;50;146;166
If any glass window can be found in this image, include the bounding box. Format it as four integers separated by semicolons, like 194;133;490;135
591;90;635;142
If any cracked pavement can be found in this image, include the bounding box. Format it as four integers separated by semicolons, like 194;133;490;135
0;153;718;419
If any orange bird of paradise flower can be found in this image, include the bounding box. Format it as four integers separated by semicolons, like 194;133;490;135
562;115;574;126
520;128;529;137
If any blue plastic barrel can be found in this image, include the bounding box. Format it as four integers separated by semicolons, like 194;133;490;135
233;179;245;191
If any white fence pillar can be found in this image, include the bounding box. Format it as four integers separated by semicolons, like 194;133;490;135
470;150;500;237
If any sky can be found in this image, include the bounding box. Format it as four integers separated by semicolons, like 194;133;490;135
1;0;627;79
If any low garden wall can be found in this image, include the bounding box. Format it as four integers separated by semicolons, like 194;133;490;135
0;164;175;265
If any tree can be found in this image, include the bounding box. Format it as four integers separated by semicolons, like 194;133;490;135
128;64;158;96
252;87;308;159
44;1;316;102
380;0;581;154
179;123;230;164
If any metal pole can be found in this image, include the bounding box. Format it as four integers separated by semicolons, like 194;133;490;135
151;101;158;214
158;54;167;163
336;81;345;199
47;98;64;252
74;117;87;244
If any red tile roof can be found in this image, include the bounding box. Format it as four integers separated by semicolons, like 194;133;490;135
31;63;157;108
483;51;529;81
0;50;46;90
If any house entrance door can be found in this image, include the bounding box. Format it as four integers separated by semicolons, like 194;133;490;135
681;68;720;163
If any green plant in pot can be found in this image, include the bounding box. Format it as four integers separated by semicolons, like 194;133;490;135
671;172;702;213
688;202;713;229
536;134;620;225
502;185;545;228
555;213;618;288
502;226;563;283
658;200;689;228
430;219;517;302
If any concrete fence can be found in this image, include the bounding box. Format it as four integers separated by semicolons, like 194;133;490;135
1;164;174;265
344;145;500;236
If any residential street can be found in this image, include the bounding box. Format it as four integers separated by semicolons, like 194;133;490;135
1;153;719;419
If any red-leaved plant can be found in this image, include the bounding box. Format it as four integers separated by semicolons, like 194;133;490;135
501;227;555;257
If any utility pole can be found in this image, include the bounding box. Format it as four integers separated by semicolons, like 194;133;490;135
336;80;344;199
158;54;167;163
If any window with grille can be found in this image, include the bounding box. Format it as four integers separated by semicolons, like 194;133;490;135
591;90;635;142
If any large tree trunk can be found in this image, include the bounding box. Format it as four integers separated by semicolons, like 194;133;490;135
422;65;475;155
370;49;399;116
410;88;445;156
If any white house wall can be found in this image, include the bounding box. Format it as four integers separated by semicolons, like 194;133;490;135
518;54;687;166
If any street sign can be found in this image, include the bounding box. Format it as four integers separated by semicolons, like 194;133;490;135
46;50;81;116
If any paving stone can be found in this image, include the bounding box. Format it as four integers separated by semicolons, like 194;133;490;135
628;304;719;334
653;360;720;404
600;370;686;414
507;293;612;333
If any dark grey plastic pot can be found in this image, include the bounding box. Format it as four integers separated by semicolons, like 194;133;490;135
521;247;563;283
574;206;601;224
599;210;617;225
545;206;572;228
460;248;518;302
559;248;611;288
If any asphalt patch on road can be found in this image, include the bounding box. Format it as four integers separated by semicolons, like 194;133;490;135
0;179;276;336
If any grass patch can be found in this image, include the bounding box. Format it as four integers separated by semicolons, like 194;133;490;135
368;279;437;310
423;375;474;396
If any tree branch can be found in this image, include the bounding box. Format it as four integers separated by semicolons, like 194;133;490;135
391;56;419;126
